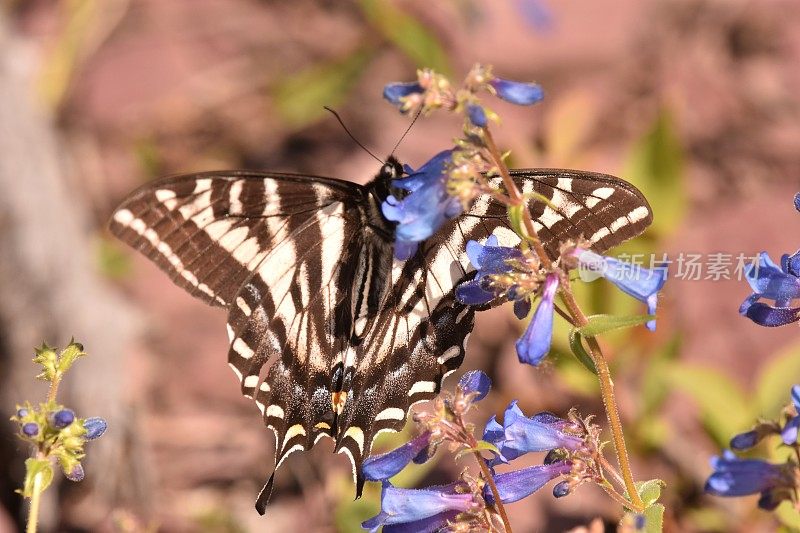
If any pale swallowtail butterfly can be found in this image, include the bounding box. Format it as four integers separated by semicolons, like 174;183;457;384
109;158;652;513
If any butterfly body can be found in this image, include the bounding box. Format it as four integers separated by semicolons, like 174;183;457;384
109;160;652;513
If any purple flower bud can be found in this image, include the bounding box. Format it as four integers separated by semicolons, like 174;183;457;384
485;460;572;504
83;417;107;440
516;274;559;365
22;422;39;437
730;430;760;450
363;431;433;482
794;192;800;213
458;370;491;401
489;78;544;105
466;103;488;127
16;408;29;418
65;463;85;482
52;409;75;429
383;82;424;109
552;480;570;498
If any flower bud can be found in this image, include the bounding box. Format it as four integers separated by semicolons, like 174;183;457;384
22;422;39;437
52;408;76;429
83;417;108;440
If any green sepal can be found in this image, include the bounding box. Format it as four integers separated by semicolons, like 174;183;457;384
636;478;666;506
577;314;655;338
454;440;500;460
57;339;85;375
21;458;54;498
568;329;597;375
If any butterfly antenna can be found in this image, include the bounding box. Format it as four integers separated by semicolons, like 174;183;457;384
324;106;383;164
389;109;421;158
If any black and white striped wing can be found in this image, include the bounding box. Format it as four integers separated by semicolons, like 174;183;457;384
325;168;652;489
109;170;359;307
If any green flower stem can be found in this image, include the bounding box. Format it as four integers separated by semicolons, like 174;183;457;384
46;374;61;404
26;461;44;533
482;128;646;513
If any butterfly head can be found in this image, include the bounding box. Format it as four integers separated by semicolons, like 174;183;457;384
372;156;406;202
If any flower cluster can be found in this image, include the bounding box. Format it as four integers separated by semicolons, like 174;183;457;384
381;65;545;259
12;403;107;485
455;238;667;366
705;385;800;510
739;193;800;327
361;371;608;531
11;341;107;502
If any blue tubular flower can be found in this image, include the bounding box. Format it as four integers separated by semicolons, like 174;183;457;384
515;274;558;365
363;432;433;482
362;482;480;533
484;460;572;505
704;451;795;498
383;82;424;109
577;250;667;331
382;150;462;260
740;252;800;327
458;370;491;401
456;236;524;306
489;78;544;105
483;402;583;466
782;384;800;445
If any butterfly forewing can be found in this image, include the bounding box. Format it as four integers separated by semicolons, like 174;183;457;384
109;165;652;514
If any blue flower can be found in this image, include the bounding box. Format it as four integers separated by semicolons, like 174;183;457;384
363;432;434;482
362;482;480;533
483;460;572;505
482;402;583;466
83;417;107;440
458;369;491;401
456;236;525;310
740;251;800;327
576;250;667;331
515;273;559;365
781;384;800;445
705;451;795;502
382;150;462;260
383;82;424;109
489;78;544;105
466;103;488;127
52;408;75;429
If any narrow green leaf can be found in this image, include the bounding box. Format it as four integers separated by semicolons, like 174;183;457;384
665;363;754;446
622;107;685;237
577;314;654;337
755;341;800;416
273;47;375;128
22;458;54;498
507;204;527;241
455;440;500;460
568;329;597;375
358;0;451;75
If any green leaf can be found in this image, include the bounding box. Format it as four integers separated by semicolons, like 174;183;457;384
755;340;800;416
642;503;665;533
577;314;654;337
273;47;375;128
358;0;451;75
22;458;54;498
454;440;499;460
57;340;86;375
636;478;665;507
665;363;754;445
568;329;597;375
622;107;685;237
